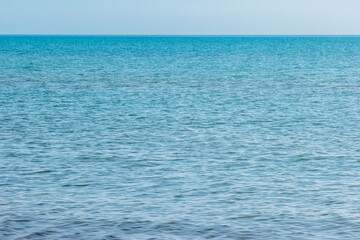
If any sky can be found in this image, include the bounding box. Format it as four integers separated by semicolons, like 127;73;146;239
1;0;360;35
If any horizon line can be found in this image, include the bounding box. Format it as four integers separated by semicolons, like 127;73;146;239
1;34;360;37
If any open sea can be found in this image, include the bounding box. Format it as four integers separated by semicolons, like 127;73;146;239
1;36;360;239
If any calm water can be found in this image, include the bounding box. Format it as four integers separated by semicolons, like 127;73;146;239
1;36;360;239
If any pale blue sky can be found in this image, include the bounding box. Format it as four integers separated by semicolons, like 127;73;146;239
1;0;359;35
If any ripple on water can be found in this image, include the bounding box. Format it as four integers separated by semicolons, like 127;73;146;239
1;36;360;239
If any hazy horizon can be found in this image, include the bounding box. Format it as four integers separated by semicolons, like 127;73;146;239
2;34;360;36
1;0;360;35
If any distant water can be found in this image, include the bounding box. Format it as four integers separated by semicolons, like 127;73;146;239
1;36;360;239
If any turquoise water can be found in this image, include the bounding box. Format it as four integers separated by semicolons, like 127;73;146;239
1;36;360;239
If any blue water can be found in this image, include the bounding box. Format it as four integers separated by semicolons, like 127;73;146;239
1;36;360;239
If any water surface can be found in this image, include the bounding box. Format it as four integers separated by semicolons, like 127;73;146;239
1;36;360;239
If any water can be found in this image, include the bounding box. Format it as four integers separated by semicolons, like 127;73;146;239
1;36;360;239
